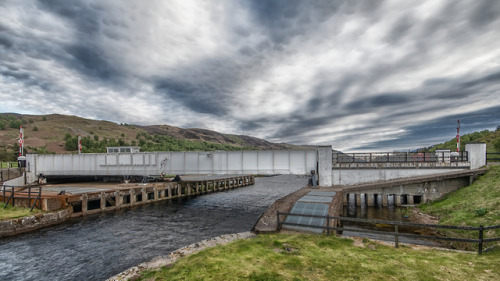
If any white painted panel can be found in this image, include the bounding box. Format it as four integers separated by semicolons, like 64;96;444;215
274;151;290;174
106;155;117;166
133;154;144;165
257;151;273;173
83;155;94;173
97;155;106;166
213;151;227;174
182;152;197;173
119;154;131;165
150;153;156;166
290;150;307;175
53;155;64;173
307;150;318;173
170;152;185;174
197;151;212;174
227;151;243;174
243;151;258;174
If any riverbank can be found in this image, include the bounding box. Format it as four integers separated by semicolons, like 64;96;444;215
107;232;256;281
134;233;500;280
0;207;71;238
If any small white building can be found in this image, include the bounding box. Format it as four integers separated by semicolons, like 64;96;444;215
106;146;140;153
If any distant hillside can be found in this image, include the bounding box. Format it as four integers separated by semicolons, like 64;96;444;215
424;128;500;153
0;113;305;161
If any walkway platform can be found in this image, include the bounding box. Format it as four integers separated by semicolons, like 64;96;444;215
1;175;255;217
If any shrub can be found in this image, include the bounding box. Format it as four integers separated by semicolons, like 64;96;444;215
32;126;38;131
474;207;488;217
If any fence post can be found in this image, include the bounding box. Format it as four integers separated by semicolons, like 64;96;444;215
395;225;399;248
277;212;281;231
478;225;484;255
326;216;330;236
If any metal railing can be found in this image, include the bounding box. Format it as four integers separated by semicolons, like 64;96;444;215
277;211;500;254
2;185;42;211
333;152;468;164
487;153;500;162
0;167;22;183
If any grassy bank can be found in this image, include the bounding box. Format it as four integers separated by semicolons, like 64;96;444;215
139;233;499;281
0;202;42;220
420;165;500;249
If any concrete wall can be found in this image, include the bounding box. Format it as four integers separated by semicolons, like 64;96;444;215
332;168;470;186
26;150;317;183
466;143;486;169
4;173;25;186
0;208;72;238
317;146;332;187
343;176;471;205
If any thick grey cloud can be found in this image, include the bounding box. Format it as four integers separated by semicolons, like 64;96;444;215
1;0;500;151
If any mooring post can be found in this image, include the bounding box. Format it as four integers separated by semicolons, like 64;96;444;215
100;192;106;210
130;189;136;205
115;191;122;208
153;187;158;201
82;194;88;215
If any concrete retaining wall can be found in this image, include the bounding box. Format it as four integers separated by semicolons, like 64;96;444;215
332;166;469;186
4;173;25;186
0;208;72;238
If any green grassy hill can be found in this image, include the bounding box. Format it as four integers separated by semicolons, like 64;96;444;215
425;128;500;153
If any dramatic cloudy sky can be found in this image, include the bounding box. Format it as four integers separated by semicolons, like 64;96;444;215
1;0;500;151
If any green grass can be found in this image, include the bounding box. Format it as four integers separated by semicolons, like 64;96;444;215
0;202;43;220
0;162;18;168
138;233;500;281
420;165;500;249
420;165;500;228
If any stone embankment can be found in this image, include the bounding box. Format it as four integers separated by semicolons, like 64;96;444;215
0;208;72;238
107;232;256;281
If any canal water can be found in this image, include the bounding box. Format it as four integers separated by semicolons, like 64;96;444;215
0;175;308;281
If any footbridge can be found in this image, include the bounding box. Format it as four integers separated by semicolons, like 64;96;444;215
24;150;318;183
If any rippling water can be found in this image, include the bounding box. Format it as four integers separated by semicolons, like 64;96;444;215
0;175;307;281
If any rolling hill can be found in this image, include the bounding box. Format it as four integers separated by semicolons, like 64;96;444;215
0;113;305;161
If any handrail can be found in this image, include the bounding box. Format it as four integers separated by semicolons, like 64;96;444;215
486;153;500;162
333;151;468;164
277;211;499;254
2;185;42;211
